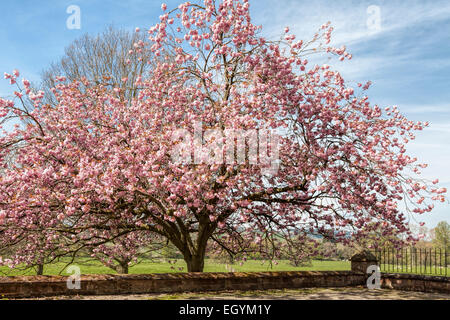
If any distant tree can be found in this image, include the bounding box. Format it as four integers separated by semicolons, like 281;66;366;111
160;242;184;260
336;243;355;260
409;223;434;248
432;221;450;250
39;25;155;106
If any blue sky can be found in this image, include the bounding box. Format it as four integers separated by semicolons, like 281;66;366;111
0;0;449;229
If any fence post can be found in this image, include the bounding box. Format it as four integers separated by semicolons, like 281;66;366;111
350;250;378;274
372;247;446;276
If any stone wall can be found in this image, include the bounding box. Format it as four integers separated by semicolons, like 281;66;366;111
381;273;450;294
1;271;448;298
0;271;365;298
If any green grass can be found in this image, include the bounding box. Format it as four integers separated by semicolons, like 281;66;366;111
1;258;448;277
0;258;351;276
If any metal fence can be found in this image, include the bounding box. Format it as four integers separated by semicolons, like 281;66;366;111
372;247;449;277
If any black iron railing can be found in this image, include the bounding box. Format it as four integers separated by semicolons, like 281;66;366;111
372;247;448;277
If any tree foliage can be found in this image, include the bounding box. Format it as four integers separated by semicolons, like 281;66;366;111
433;221;450;250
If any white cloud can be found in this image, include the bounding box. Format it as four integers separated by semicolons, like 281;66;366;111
251;0;450;87
254;0;450;47
397;105;450;116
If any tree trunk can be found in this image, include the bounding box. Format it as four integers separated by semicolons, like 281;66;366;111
185;254;205;272
183;240;208;272
36;264;44;275
116;262;129;274
171;217;214;273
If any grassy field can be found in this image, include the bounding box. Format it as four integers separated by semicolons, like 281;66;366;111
1;259;448;277
0;258;351;276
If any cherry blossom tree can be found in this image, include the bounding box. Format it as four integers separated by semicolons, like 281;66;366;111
0;0;446;272
89;232;165;274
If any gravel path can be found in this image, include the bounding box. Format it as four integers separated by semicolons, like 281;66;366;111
18;287;450;300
